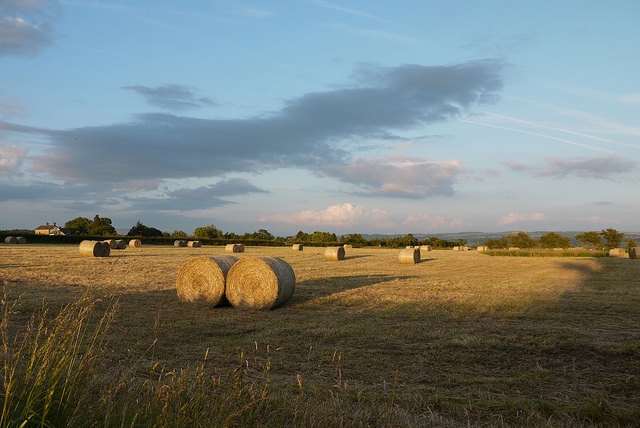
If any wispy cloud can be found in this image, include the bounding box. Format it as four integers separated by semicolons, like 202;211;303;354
122;84;216;111
503;156;636;181
305;0;389;23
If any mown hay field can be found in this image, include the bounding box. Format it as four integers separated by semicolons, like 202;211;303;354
1;244;640;426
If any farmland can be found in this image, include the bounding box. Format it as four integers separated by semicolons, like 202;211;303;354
1;244;639;426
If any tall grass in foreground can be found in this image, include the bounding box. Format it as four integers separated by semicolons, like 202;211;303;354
1;283;117;427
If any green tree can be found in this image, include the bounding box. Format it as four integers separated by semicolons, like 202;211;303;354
88;215;117;236
171;230;188;239
64;217;92;235
127;220;163;237
310;231;338;244
253;229;274;241
625;238;638;251
485;237;508;249
539;232;572;249
600;228;624;249
194;224;223;239
340;233;368;247
295;230;311;242
508;231;537;249
575;231;602;250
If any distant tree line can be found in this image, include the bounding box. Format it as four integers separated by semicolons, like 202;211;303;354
484;229;635;251
57;216;637;250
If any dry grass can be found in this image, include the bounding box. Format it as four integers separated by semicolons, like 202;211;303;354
1;244;640;426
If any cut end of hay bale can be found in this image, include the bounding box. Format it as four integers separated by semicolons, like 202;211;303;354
174;240;187;247
399;247;420;264
629;247;640;259
176;255;238;305
324;246;345;261
4;236;17;244
225;256;296;310
187;240;202;248
129;239;142;248
225;243;245;253
79;240;110;257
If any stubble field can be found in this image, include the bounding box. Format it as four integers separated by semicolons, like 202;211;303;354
1;243;639;426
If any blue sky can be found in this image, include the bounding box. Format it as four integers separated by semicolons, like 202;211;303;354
1;0;639;236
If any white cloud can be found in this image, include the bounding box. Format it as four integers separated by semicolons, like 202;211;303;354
499;212;545;226
402;213;470;230
260;203;392;229
0;145;27;176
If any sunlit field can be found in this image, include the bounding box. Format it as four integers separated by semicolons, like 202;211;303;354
2;244;639;426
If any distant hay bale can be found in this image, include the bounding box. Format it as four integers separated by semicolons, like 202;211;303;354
225;243;245;253
508;247;520;251
420;245;432;252
174;240;187;247
630;247;640;259
115;239;127;249
399;247;420;264
79;240;110;257
16;236;27;244
477;246;488;252
225;256;296;310
324;246;345;261
4;236;17;244
343;244;352;249
292;243;303;251
103;239;117;249
176;255;238;305
187;240;202;248
129;239;142;248
609;248;626;257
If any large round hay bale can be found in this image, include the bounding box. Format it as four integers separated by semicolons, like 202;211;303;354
115;239;127;249
176;255;238;305
103;239;117;249
225;256;295;310
292;243;303;251
225;243;245;253
79;240;110;257
4;236;17;244
187;240;202;248
324;246;345;261
630;247;640;259
174;240;187;247
129;239;142;248
16;236;27;244
609;248;626;257
399;247;420;264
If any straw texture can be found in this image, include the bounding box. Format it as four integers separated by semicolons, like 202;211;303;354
225;243;245;253
187;240;202;247
225;256;296;310
399;247;420;264
129;239;142;248
630;247;639;259
292;243;303;251
79;240;110;257
4;236;17;244
174;240;187;247
176;255;238;305
324;246;345;261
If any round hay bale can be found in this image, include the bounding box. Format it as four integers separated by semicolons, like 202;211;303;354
4;236;17;244
187;240;202;248
399;247;420;264
16;236;27;244
324;246;345;261
79;240;110;257
174;240;187;247
225;243;245;253
630;247;640;259
420;245;432;252
609;248;626;257
115;239;127;249
129;239;142;248
103;239;117;249
292;243;303;251
176;255;238;305
225;256;296;310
